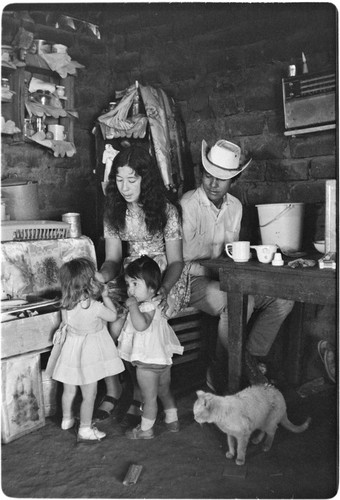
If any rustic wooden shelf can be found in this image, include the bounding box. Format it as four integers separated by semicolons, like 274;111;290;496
284;123;336;136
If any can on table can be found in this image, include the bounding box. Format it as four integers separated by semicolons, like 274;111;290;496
62;212;82;237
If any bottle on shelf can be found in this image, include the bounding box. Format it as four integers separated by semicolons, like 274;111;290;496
302;52;308;74
23;118;34;138
132;80;140;116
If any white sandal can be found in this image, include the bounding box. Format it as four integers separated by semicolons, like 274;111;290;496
77;425;106;443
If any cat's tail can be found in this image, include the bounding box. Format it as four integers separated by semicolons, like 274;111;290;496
281;414;311;433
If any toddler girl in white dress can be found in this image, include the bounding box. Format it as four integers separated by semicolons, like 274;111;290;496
46;258;124;443
118;255;183;439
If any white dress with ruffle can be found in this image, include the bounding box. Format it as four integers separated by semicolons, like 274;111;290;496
118;301;184;365
47;300;125;385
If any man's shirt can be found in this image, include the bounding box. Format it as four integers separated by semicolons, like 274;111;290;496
180;186;242;274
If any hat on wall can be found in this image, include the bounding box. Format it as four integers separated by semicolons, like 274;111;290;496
201;139;252;180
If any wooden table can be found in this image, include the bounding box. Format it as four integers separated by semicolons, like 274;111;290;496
202;257;337;393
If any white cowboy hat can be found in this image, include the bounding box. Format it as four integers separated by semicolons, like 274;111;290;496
201;139;252;180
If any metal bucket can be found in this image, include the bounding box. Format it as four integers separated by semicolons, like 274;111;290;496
256;203;305;253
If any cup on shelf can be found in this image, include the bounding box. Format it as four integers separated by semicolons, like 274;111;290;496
47;124;66;141
225;241;251;263
52;44;68;54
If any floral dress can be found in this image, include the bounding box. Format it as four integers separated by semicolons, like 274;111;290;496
104;203;191;318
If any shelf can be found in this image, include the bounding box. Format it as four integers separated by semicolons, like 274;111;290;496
284;123;336;136
1;12;104;50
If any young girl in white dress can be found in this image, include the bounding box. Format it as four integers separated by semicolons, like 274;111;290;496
117;255;183;439
46;258;125;443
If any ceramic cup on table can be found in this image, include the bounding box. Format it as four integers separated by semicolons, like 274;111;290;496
225;241;250;263
251;244;277;264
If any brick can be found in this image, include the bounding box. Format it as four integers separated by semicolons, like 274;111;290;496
169;66;196;83
241;161;266;182
209;96;239;118
114;53;140;73
244;135;290;160
225;114;265;136
265;159;309;181
206;51;229;74
290;132;336;158
290;180;327;203
232;181;291;206
310;157;336;179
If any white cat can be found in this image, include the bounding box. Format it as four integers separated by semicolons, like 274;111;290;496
193;385;311;465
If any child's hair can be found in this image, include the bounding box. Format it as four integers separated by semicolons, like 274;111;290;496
59;258;104;310
125;255;162;293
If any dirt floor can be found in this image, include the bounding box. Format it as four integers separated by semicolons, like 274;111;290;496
1;361;338;500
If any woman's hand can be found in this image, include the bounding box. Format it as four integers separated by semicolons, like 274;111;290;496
95;271;105;283
153;285;169;314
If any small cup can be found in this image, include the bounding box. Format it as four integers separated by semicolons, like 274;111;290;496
225;241;250;263
48;124;66;141
251;244;277;264
52;44;68;54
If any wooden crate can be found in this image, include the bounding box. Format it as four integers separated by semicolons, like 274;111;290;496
1;352;45;443
1;311;60;359
169;307;205;366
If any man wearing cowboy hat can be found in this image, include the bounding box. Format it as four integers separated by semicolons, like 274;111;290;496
180;139;294;392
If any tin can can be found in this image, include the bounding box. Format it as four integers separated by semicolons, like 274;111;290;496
2;78;10;90
288;64;296;77
62;212;82;237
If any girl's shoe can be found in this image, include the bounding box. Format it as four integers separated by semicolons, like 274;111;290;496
61;417;75;430
125;424;154;440
77;425;106;443
165;420;180;433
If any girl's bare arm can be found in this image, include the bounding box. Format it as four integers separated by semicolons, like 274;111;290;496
126;297;155;331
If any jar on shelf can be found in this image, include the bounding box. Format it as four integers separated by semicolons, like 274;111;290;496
55;85;65;98
36;90;52;106
23;118;35;137
35;117;45;133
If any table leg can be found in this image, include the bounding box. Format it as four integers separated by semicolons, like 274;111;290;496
227;292;248;393
286;302;306;385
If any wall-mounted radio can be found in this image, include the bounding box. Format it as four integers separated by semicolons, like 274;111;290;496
282;71;336;135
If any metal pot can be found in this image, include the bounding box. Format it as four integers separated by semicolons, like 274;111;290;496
1;178;40;220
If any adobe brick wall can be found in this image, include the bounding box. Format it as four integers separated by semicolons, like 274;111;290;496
2;3;336;246
93;2;336;245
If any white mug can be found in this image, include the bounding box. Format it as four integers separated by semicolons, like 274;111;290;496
48;124;66;141
225;241;250;263
251;244;277;264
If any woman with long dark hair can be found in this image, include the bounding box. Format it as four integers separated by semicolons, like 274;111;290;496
94;146;190;427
